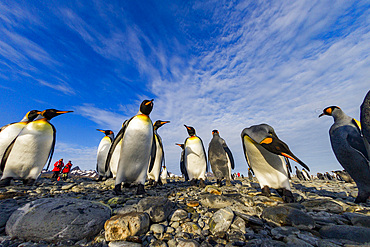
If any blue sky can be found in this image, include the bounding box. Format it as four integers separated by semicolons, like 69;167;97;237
0;0;369;176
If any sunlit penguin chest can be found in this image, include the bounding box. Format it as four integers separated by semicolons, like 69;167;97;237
243;136;289;189
185;136;206;179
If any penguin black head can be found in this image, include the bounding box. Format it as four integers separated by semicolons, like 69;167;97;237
27;110;41;122
184;125;196;136
319;106;341;117
97;129;114;136
153;120;170;130
41;109;73;120
140;99;154;115
212;130;219;135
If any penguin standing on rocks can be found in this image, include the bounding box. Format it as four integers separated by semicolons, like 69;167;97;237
147;120;170;186
96;129;114;181
208;130;234;186
248;168;254;181
176;143;188;181
319;106;370;203
241;124;310;203
302;168;311;181
0;109;73;186
317;173;325;180
295;166;305;180
360;90;370;158
114;99;156;195
332;170;354;183
160;165;169;184
0;110;40;177
183;125;207;187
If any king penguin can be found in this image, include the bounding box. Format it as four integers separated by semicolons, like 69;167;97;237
208;130;235;186
295;166;305;180
96;129;114;181
183;125;207;187
241;124;310;203
0;109;72;186
0;110;40;177
302;168;311;181
319;106;370;203
176;143;188;181
147;120;170;186
360;90;370;158
114;99;156;195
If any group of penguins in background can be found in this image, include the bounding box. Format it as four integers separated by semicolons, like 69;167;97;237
0;90;369;203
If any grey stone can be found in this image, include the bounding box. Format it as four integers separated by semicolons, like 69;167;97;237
261;206;315;230
137;196;173;223
271;226;300;239
230;216;246;233
319;225;370;243
199;194;233;209
302;199;343;214
284;235;314;247
114;204;137;215
61;183;76;190
181;222;202;235
109;241;142;247
150;224;165;234
0;199;19;228
234;211;264;225
343;212;370;228
5;198;111;242
177;238;200;247
170;209;188;222
209;207;234;234
245;239;287;246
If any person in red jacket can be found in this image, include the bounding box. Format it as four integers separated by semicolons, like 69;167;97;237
51;159;64;179
62;161;73;181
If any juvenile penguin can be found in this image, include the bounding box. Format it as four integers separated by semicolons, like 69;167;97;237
241;124;310;203
295;166;305;180
320;106;370;202
0;109;72;186
208;130;234;186
96;129;114;181
176;143;188;181
147;120;170;186
360;90;370;158
114;99;156;195
0;110;40;176
183;125;207;187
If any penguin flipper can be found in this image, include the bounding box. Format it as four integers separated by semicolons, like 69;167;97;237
223;145;235;169
347;125;369;161
45;124;56;171
0;123;13;133
241;132;252;169
285;157;292;173
148;134;156;173
105;119;129;172
0;138;16;172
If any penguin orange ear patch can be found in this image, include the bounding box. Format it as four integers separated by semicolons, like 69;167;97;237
326;108;332;115
260;137;273;144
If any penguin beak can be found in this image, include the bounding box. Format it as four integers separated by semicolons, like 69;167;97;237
57;111;73;114
97;129;105;133
260;136;310;171
184;125;190;130
145;99;154;105
161;121;170;125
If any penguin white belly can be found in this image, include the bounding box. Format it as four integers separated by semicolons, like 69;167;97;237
226;153;232;180
109;139;122;179
97;137;112;176
185;137;206;180
243;137;290;190
0;123;27;162
2;121;53;180
147;135;162;181
302;171;310;180
116;116;153;185
161;167;168;180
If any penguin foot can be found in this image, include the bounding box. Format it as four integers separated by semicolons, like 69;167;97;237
0;177;12;187
23;178;36;186
261;186;271;197
113;184;123;195
157;179;163;186
279;189;295;203
97;176;103;182
136;184;146;195
190;179;197;186
199;179;206;188
216;179;222;187
148;179;154;186
225;180;232;187
354;191;370;203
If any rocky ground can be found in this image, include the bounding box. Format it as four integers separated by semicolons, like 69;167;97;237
0;176;369;247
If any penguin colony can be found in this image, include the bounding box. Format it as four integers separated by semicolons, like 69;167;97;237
0;91;369;203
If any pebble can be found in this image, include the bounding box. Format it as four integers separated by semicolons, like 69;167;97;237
0;176;368;247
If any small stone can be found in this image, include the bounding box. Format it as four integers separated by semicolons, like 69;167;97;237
302;199;343;214
137;196;173;223
177;238;200;247
104;212;150;241
343;212;370;228
150;224;165;234
61;184;76;190
181;222;202;235
271;226;300;239
109;240;142;247
209;207;234;234
284;235;314;247
319;225;370;244
170;209;188;222
187;200;200;207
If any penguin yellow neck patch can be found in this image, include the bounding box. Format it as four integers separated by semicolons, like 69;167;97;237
189;136;198;140
137;114;149;120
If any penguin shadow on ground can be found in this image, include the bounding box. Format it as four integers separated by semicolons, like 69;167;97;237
290;180;356;202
